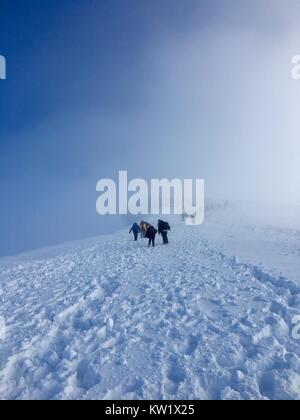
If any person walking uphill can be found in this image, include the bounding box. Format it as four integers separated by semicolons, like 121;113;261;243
146;225;157;247
158;220;171;245
129;223;140;241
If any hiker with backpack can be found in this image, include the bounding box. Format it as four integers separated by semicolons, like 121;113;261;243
158;220;171;245
146;225;157;247
140;221;151;238
129;223;141;241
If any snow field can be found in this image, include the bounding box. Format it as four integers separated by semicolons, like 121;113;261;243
0;218;300;400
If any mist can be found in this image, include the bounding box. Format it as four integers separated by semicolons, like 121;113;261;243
1;0;300;257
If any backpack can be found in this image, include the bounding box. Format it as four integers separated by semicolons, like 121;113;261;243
146;226;157;238
159;221;170;233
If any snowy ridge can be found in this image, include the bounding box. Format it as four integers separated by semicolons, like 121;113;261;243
0;214;300;400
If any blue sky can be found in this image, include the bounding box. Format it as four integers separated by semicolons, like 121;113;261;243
0;0;300;257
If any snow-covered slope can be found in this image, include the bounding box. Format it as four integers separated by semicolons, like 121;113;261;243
0;205;300;400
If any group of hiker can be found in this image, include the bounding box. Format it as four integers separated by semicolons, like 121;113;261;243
129;220;171;247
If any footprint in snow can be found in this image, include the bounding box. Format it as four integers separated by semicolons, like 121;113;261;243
164;356;186;384
178;335;199;356
76;359;100;390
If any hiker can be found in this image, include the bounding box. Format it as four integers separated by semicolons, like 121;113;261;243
140;221;151;239
129;223;141;241
158;219;171;245
146;225;157;247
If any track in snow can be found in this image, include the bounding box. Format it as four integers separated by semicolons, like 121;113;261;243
0;223;300;400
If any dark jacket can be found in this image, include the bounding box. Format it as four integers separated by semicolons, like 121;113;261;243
158;220;171;235
129;223;141;234
146;226;157;238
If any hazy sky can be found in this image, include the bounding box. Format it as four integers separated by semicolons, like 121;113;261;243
0;0;300;256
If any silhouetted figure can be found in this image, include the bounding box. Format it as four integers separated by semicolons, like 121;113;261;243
129;223;140;241
146;225;157;247
158;220;171;245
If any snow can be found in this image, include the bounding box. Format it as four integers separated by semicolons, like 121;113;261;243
0;204;299;400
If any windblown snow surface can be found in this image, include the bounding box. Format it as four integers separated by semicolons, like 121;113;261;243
0;204;300;400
